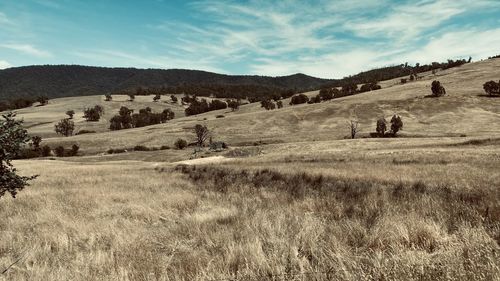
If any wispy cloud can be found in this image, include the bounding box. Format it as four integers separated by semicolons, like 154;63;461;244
0;12;13;26
0;43;52;58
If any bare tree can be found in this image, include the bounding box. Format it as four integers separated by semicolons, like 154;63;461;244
194;124;210;147
348;120;359;139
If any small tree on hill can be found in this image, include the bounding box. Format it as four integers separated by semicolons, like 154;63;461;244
376;118;387;137
128;93;135;101
31;135;42;150
319;88;333;100
390;115;403;136
289;94;309;105
70;144;79;156
66;110;75;119
227;100;240;111
83;105;104;121
276;100;283;109
0;112;38;198
431;80;446;97
171;95;178;103
104;94;113;101
483;81;500;96
153;94;161;102
174;138;188;150
348;120;359;139
54;118;74;136
37;96;49;106
194;124;210;147
41;145;51;157
54;146;65;157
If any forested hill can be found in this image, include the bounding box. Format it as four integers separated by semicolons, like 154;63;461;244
0;65;334;100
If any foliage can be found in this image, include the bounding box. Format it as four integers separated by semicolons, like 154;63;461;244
431;80;446;97
0;112;38;198
41;145;51;157
483;80;500;96
104;94;113;101
390;115;403;135
227;99;240;111
174;138;188;150
289;94;309;105
54;118;75;136
153;94;161;102
37;95;49;106
66;110;75;119
170;95;178;103
83;105;104;121
376;118;387;137
54;146;65;157
31;135;42;150
276;100;283;109
260;99;276;110
128;93;135;101
194;124;210;147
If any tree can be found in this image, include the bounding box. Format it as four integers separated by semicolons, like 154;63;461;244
261;99;275;110
194;124;210;147
41;145;51;157
348;120;359;139
54;146;65;157
227;100;240;111
104;94;113;101
83;105;104;121
174;138;187;150
37;96;49;106
66;110;75;119
376;118;387;137
171;95;178;103
319;88;334;100
54;118;74;136
289;94;309;105
128;93;135;101
276;100;283;109
70;144;79;156
483;81;500;96
31;135;42;150
0;113;38;198
390;115;403;136
153;94;161;102
401;78;407;84
431;80;446;97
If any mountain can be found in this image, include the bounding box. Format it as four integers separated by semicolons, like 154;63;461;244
0;65;334;100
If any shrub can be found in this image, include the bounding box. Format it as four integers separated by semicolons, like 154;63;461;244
41;145;51;157
37;95;49;106
195;124;210;147
227;100;240;111
319;88;334;100
75;130;96;135
133;145;150;151
390;115;403;135
174;138;188;150
401;78;407;84
376;118;387;137
66;110;75;119
276;100;283;108
128;93;135;101
31;135;42;150
153;94;161;102
104;94;112;101
216;115;225;118
54;146;65;157
341;83;357;95
483;80;500;96
209;99;227;111
54;118;74;137
308;95;321;104
359;83;381;93
171;95;178;103
289;94;309;105
83;105;104;121
107;148;127;154
69;144;79;156
431;80;446;97
160;145;170;150
260;100;276;110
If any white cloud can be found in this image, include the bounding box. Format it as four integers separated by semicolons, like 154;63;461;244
0;60;12;69
0;44;52;58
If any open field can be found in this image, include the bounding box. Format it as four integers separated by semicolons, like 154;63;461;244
1;59;500;280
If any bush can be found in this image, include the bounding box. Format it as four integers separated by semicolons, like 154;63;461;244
41;145;51;157
128;93;135;101
227;100;240;111
37;95;49;106
54;146;65;157
209;99;227;111
133;145;150;151
289;94;309;105
69;144;79;156
401;78;407;84
104;94;112;101
216;115;225;118
66;110;75;119
276;100;283;108
390;115;403;135
31;135;42;150
319;88;334;100
107;148;127;154
83;105;104;121
376;118;387;137
160;145;170;150
483;80;500;96
174;138;188;150
54;118;74;136
308;95;321;104
153;94;161;102
260;100;276;110
75;130;96;135
171;95;178;103
431;80;446;97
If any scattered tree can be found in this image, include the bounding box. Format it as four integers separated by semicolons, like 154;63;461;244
170;95;178;103
66;110;75;119
37;96;49;106
431;80;446;97
0;113;38;198
194;124;210;147
83;105;104;121
54;146;65;157
70;144;79;156
348;120;359;139
289;94;309;105
31;135;42;150
153;94;161;102
54;118;74;136
483;80;500;96
401;78;407;84
227;99;240;111
276;100;283;109
319;88;334;100
261;99;276;110
376;118;387;137
41;145;51;157
390;115;403;136
174;138;188;150
104;94;113;101
128;93;135;101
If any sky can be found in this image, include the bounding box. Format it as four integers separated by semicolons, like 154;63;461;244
0;0;499;79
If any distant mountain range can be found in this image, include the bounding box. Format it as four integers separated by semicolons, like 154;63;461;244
0;65;334;100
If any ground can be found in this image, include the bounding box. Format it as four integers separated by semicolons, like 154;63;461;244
0;59;499;280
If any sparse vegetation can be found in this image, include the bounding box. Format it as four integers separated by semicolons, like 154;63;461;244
0;112;37;198
174;138;188;150
54;118;75;136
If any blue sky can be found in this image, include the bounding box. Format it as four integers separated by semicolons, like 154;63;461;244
0;0;499;78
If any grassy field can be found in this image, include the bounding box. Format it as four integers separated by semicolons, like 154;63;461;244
1;59;499;280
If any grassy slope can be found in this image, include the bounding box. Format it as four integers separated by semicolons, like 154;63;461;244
1;59;499;280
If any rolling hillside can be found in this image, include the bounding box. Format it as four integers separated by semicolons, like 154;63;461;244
0;65;333;100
